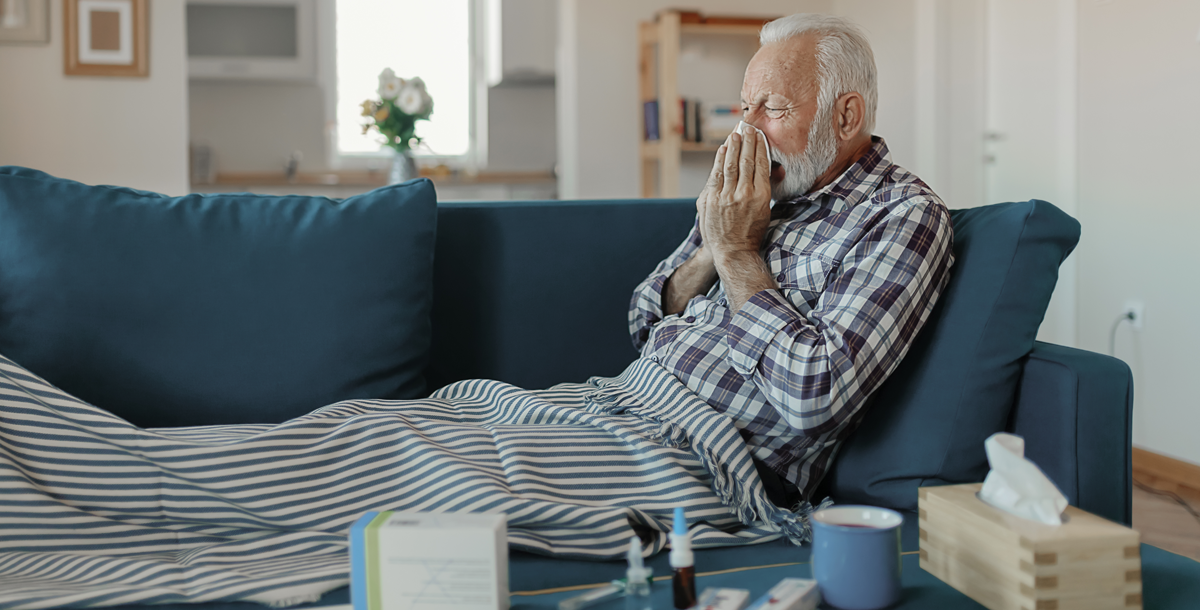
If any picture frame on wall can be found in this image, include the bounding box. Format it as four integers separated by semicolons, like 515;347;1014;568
64;0;148;77
0;0;50;44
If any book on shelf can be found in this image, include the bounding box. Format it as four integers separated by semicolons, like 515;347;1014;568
642;98;707;144
683;98;703;143
643;100;659;141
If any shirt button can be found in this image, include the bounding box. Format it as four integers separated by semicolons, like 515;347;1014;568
776;273;785;282
685;316;695;323
719;298;727;306
649;356;659;362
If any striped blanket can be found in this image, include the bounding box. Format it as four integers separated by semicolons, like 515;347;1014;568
0;353;820;609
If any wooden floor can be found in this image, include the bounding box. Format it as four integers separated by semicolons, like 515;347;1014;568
1133;484;1200;561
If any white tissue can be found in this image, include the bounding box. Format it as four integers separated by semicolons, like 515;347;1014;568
978;433;1069;525
735;121;772;165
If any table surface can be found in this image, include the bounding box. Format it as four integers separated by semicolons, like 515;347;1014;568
506;543;1200;610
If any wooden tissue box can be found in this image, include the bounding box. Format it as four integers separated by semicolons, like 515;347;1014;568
919;483;1141;610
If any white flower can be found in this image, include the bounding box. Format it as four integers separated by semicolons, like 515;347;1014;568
408;76;427;92
377;68;405;100
396;85;426;115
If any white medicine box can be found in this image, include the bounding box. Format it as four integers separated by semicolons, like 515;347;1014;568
350;511;509;610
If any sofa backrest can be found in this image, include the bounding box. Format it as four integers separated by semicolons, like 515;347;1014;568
426;199;696;390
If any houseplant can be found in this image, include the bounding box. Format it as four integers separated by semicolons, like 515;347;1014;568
361;68;434;184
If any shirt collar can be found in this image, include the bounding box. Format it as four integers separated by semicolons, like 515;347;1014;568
771;136;892;219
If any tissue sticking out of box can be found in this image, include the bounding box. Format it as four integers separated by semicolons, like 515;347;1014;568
978;433;1069;525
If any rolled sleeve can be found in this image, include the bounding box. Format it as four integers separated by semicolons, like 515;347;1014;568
628;218;703;351
629;272;670;351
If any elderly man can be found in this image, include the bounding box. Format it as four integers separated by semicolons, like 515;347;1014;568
629;13;955;508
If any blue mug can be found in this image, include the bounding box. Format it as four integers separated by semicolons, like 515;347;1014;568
811;505;903;609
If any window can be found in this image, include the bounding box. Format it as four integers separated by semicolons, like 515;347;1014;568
334;0;474;160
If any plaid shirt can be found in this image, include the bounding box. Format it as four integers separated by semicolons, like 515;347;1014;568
629;137;954;500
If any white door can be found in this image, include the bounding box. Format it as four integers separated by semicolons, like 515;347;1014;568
984;0;1078;348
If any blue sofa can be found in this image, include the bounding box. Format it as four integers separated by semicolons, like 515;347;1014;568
0;168;1150;608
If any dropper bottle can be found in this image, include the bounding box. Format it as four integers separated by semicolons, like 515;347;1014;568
670;507;696;609
624;534;653;610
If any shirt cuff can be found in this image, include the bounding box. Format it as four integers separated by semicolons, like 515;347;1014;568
631;272;671;347
726;289;806;376
638;273;670;320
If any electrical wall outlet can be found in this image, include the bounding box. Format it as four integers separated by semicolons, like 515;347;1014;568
1123;301;1145;331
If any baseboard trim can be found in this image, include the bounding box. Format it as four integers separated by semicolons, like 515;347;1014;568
1132;447;1200;504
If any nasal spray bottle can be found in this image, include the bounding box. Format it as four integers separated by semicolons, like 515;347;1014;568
624;535;653;610
670;507;697;609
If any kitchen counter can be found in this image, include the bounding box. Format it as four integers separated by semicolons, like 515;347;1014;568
190;170;557;201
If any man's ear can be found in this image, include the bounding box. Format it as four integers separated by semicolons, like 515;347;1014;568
834;92;866;142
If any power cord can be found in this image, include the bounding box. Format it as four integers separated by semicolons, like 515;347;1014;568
1133;479;1200;529
1109;311;1135;356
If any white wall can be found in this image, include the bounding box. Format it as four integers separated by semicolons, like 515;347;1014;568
189;82;328;174
912;0;987;210
0;0;189;195
487;85;557;172
1076;0;1200;465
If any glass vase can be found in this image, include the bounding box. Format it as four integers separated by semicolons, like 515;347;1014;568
388;149;418;185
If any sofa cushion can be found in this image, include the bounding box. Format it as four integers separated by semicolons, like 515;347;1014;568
823;200;1080;510
0;166;436;427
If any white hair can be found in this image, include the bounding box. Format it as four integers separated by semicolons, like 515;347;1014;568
760;14;878;134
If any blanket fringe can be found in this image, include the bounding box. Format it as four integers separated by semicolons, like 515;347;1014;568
696;444;827;546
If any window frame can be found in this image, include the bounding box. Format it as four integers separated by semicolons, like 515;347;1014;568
317;0;489;172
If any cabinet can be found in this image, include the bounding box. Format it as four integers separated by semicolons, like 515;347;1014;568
638;11;774;197
486;0;557;87
186;0;317;81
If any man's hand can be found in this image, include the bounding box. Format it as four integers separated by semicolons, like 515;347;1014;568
697;129;778;313
698;130;773;261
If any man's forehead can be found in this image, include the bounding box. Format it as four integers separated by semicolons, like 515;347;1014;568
741;35;820;102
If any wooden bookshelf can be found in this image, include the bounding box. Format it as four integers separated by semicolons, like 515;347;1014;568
638;10;773;197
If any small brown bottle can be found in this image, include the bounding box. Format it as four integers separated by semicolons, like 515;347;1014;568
670;507;696;609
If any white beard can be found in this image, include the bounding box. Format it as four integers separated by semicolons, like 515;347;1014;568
771;106;839;202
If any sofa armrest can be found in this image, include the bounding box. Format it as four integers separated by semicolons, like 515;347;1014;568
1008;341;1134;525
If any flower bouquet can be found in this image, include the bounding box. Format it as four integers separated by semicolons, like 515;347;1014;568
361;68;434;154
